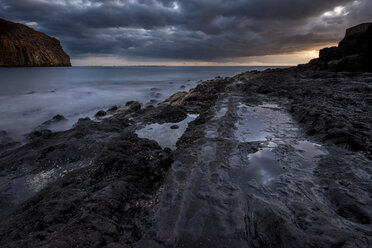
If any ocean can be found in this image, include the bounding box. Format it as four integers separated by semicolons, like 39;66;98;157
0;66;280;142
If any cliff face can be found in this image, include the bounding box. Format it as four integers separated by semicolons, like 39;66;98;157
308;23;372;72
0;19;71;67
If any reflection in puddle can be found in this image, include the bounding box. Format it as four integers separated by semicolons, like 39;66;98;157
205;129;218;139
200;143;217;165
213;98;229;120
234;149;284;185
233;102;328;185
235;103;269;142
295;140;327;160
234;103;297;143
267;141;278;148
260;103;281;109
214;107;228;120
235;116;269;142
136;114;199;150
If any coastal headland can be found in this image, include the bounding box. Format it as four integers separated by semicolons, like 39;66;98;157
0;19;71;67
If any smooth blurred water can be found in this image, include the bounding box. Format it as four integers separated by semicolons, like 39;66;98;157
0;66;278;141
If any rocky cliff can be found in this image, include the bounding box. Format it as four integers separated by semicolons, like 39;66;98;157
308;23;372;72
0;18;71;67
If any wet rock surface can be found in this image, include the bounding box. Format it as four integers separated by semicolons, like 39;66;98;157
95;110;108;118
139;83;371;247
236;68;372;160
0;114;172;247
0;30;371;246
150;105;188;124
0;133;173;247
0;77;230;247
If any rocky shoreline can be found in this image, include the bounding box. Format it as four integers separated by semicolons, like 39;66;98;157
0;66;371;247
0;25;371;247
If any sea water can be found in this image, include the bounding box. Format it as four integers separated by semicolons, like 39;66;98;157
0;66;278;141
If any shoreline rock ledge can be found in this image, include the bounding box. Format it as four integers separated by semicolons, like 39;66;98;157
307;22;372;72
0;18;71;67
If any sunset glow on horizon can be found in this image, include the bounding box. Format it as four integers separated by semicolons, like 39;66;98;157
1;0;370;65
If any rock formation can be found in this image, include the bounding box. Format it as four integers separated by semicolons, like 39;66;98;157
308;23;372;72
0;18;71;67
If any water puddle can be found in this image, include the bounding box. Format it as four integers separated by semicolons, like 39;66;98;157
200;142;217;165
233;102;327;185
235;117;269;142
260;103;281;109
136;114;199;150
232;149;284;185
213;98;229;120
205;128;218;139
214;107;228;120
294;140;327;161
235;103;272;142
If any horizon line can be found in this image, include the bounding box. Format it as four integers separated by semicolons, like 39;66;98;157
69;64;295;67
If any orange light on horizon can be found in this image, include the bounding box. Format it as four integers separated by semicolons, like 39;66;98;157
71;44;338;66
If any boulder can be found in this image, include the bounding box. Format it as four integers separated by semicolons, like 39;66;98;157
114;101;142;117
95;110;107;118
162;91;188;105
125;101;141;111
151;105;187;123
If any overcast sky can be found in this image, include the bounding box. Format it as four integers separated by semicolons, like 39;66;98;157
1;0;371;65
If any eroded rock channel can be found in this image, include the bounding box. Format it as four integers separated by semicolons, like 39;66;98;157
138;80;371;247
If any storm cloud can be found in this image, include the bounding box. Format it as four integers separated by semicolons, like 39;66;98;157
1;0;371;63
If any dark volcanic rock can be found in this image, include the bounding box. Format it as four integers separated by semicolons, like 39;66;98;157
307;23;372;72
35;114;67;131
237;68;372;159
0;131;12;145
95;110;107;118
125;101;141;111
0;18;71;67
0;132;172;248
151;105;187;123
170;125;179;129
28;129;53;140
107;105;118;113
114;101;142;118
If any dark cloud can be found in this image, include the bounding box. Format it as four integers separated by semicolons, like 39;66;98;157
1;0;371;62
